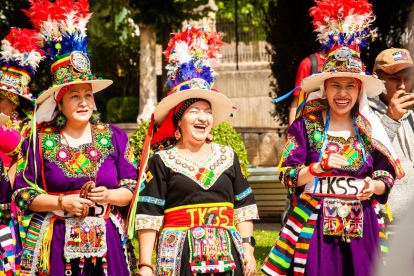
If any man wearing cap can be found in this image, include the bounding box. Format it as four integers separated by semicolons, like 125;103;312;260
369;48;414;221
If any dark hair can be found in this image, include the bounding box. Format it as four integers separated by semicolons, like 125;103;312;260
173;98;211;124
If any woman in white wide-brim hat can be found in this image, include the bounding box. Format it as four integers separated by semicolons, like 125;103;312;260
13;1;138;275
126;26;259;276
0;27;44;173
262;1;404;276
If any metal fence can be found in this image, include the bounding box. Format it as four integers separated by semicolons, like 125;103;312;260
216;13;270;64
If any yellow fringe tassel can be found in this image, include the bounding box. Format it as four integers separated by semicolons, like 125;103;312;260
385;203;393;222
39;217;56;275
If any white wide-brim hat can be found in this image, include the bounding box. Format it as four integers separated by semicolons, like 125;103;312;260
0;113;9;127
301;72;385;98
37;79;113;104
154;79;234;128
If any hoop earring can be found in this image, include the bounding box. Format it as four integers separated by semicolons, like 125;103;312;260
11;110;18;126
90;111;101;124
207;131;213;141
175;127;181;140
56;110;67;127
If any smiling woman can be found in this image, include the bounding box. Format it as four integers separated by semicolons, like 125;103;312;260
261;1;405;276
126;26;259;276
13;1;138;275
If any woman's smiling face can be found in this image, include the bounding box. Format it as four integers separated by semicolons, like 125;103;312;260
58;84;94;124
178;100;213;143
325;77;360;116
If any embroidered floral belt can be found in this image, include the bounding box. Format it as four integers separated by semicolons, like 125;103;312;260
164;203;235;230
323;198;363;242
0;203;11;225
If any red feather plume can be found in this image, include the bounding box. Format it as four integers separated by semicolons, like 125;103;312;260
4;28;43;55
163;27;227;62
23;0;91;30
309;0;373;28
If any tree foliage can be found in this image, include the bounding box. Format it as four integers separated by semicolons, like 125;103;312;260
265;0;319;126
265;0;414;126
88;0;141;119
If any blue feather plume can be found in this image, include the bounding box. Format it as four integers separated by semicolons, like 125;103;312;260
43;31;89;63
167;61;216;88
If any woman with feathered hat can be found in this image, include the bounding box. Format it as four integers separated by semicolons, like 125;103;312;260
13;1;138;275
262;1;403;276
0;27;44;175
125;26;259;276
0;27;44;276
0;113;22;276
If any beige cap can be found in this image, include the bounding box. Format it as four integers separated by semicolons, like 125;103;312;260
373;48;414;74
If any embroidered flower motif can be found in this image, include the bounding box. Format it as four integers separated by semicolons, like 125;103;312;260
42;137;56;150
288;168;296;177
97;136;111;148
313;130;323;142
86;147;102;161
353;141;363;153
287;178;293;188
326;142;340;152
56;148;70;162
44;126;55;133
94;124;108;132
306;114;318;122
385;177;394;185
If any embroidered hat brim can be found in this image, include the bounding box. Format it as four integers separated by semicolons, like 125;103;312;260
0;113;9;127
0;87;34;103
301;72;384;98
37;79;113;104
154;88;233;128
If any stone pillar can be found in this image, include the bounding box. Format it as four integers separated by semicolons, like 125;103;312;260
137;25;157;124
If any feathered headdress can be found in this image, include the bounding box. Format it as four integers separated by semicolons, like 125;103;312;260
23;0;91;63
24;0;112;125
0;28;44;105
309;0;377;52
163;26;227;88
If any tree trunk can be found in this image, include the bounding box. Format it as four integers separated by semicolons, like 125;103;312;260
137;25;157;124
161;22;173;98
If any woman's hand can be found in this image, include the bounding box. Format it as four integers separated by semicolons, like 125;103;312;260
322;153;348;170
88;186;109;203
138;266;153;276
244;250;257;276
357;177;375;201
62;194;93;217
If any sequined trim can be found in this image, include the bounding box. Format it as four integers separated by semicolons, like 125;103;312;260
119;178;137;194
372;170;395;193
234;187;253;201
233;204;259;224
41;123;115;179
155;230;187;276
138;196;165;206
135;214;164;231
157;143;233;190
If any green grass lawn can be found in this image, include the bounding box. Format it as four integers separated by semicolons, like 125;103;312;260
132;229;279;275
